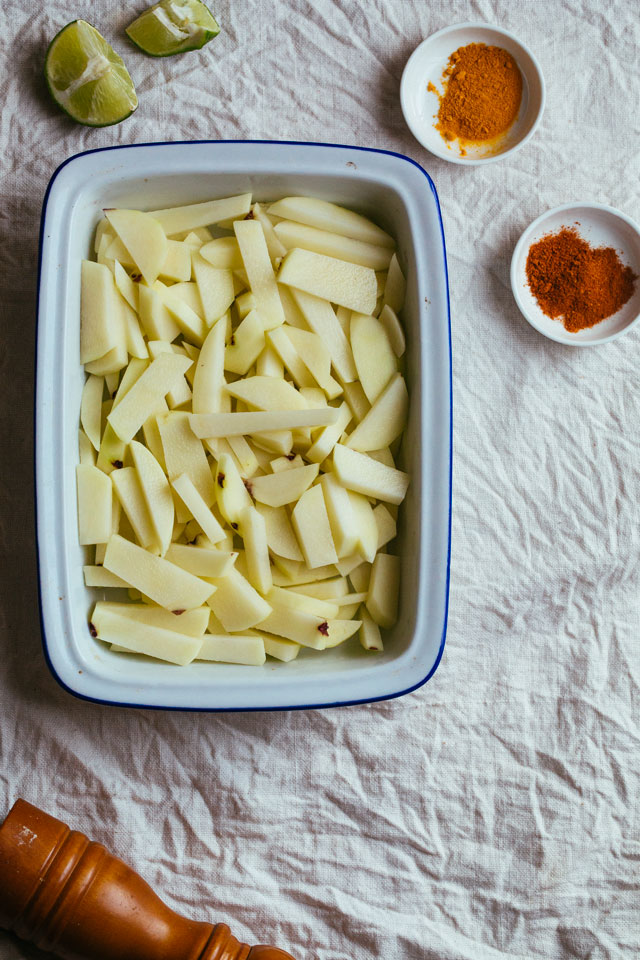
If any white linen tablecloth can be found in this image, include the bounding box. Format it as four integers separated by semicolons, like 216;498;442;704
1;1;639;957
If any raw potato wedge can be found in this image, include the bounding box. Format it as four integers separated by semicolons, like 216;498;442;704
278;248;377;315
148;194;252;236
268;197;395;248
103;535;215;611
105;209;168;286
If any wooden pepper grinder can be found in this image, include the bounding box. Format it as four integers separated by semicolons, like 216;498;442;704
0;799;296;960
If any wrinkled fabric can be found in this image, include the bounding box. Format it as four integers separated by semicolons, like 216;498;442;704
1;1;639;958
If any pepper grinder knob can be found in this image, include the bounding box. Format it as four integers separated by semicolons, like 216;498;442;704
0;799;296;960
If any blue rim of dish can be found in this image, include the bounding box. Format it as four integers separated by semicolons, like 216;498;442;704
35;139;452;712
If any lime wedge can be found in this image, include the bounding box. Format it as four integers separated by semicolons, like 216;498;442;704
45;20;138;127
126;0;220;57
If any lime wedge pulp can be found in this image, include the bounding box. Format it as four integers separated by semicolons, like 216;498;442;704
45;20;138;127
126;0;220;57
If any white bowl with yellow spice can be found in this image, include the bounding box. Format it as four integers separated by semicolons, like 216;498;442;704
400;22;545;165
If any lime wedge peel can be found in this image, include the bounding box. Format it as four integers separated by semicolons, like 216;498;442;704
45;20;138;127
126;0;220;57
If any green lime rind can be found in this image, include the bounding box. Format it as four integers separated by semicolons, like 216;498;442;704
126;0;220;57
45;20;138;127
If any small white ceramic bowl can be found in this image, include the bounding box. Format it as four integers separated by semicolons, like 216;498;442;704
36;140;452;711
400;22;545;165
511;202;640;346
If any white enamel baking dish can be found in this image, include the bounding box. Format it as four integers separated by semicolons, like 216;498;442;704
35;140;451;710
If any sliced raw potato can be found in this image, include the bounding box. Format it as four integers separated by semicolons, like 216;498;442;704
341;379;370;422
112;357;149;408
159;283;207;345
96;424;126;475
199;236;243;269
114;260;139;310
256;605;328;649
148;194;252;236
321;473;358;558
360;608;383;651
345;373;408;451
226;434;259;477
159;240;191;282
157;410;215;506
282;327;338;396
112;467;158;551
76;465;112;544
368;447;395;467
266;327;315;389
83;565;128;588
190;407;338;439
165;281;203;316
130;440;174;555
267;197;395;248
104;535;214;611
147;341;192;409
121;296;148;359
278;248;377;315
84;342;128;377
249;463;318;508
267;586;339;620
92;606;202;665
239;506;272;595
366;553;400;628
165;543;236;578
270;455;304;472
350;313;397;403
255;502;303;560
78;429;96;465
105;209;168;286
234;219;285;329
383;253;406;313
349;491;378;563
271;558;337;586
226;375;307;411
192;315;227;413
191;252;235;325
374;503;397;549
253;202;288;261
306;402;352;464
137;284;181;342
80;261;123;364
172;473;226;545
214;452;253;525
92;602;209;637
274;220;393;270
236;291;257;319
80;375;104;450
292;484;339;568
290;577;349;600
206;567;272;632
107;354;192;443
290;289;357;382
333;444;409;505
317;619;362;649
348;562;371;593
224;310;266;375
94;218;113;254
379;304;406;356
262;635;301;662
196;634;266;666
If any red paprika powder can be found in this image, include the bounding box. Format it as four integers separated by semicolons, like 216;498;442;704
525;227;636;332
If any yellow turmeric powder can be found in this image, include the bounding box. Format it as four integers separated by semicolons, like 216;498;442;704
435;43;522;147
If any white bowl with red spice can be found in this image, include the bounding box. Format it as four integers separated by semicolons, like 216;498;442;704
400;22;545;165
511;202;640;346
